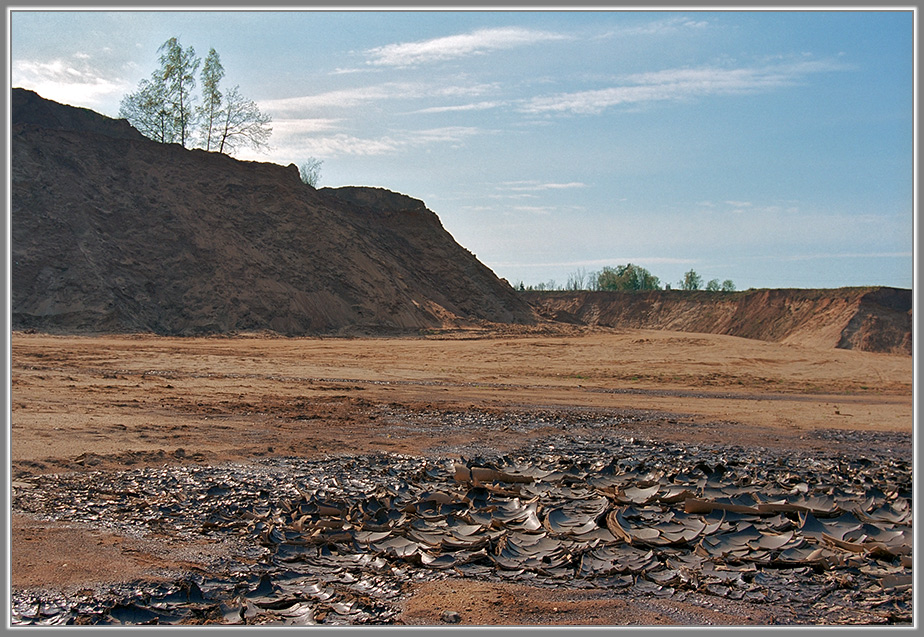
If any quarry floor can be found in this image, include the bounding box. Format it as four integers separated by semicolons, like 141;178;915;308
9;327;914;626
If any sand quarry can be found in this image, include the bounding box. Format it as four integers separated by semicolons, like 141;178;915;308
9;327;914;626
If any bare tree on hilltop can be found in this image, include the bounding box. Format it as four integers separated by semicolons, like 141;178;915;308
215;86;272;155
120;37;272;156
299;158;324;187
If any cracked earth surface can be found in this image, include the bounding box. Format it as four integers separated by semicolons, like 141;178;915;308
9;328;913;626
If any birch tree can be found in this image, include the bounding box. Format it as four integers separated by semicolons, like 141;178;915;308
121;38;272;156
157;37;200;148
216;85;272;155
119;75;172;143
198;48;224;151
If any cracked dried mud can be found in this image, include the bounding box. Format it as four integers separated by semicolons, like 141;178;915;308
10;328;913;626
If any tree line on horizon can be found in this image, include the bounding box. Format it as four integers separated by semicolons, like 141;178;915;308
517;264;736;293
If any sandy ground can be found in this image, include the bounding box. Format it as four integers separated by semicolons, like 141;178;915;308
9;327;914;625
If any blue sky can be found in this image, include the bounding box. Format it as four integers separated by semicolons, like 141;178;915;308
9;9;915;290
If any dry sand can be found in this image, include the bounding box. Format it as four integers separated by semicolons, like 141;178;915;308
9;327;914;625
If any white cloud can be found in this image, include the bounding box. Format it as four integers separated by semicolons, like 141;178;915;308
623;16;710;35
500;180;587;192
261;80;499;117
436;82;501;97
487;193;539;200
267;125;484;159
511;205;555;215
297;133;404;157
268;117;343;136
520;58;847;115
413;101;506;114
259;84;415;116
592;16;710;41
411;126;484;144
12;56;132;110
365;27;568;67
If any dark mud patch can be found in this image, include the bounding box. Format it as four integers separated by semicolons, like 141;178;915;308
12;428;911;626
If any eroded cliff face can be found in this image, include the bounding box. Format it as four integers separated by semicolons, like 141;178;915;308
523;288;912;355
11;89;536;335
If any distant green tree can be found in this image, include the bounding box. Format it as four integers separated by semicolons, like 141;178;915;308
721;279;736;292
597;264;661;291
706;278;721;292
679;269;703;291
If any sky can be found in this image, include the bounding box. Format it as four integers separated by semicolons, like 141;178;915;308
8;8;916;290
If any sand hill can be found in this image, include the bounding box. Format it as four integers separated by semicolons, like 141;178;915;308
10;88;911;353
11;88;537;335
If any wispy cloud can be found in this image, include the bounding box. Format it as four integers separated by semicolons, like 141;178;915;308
414;100;506;114
268;125;485;158
270;118;343;135
520;58;847;115
365;27;568;67
287;133;404;157
259;84;415;116
621;16;710;36
261;80;500;117
12;56;131;109
499;180;588;192
511;205;555;215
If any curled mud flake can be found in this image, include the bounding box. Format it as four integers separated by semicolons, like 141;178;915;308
863;501;912;525
684;498;762;516
658;519;707;544
751;530;796;551
353;529;392;545
11;432;913;625
276;601;317;625
618;485;661;505
541;505;587;532
647;567;683;586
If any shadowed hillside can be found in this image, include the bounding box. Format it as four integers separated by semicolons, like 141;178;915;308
11;88;537;335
